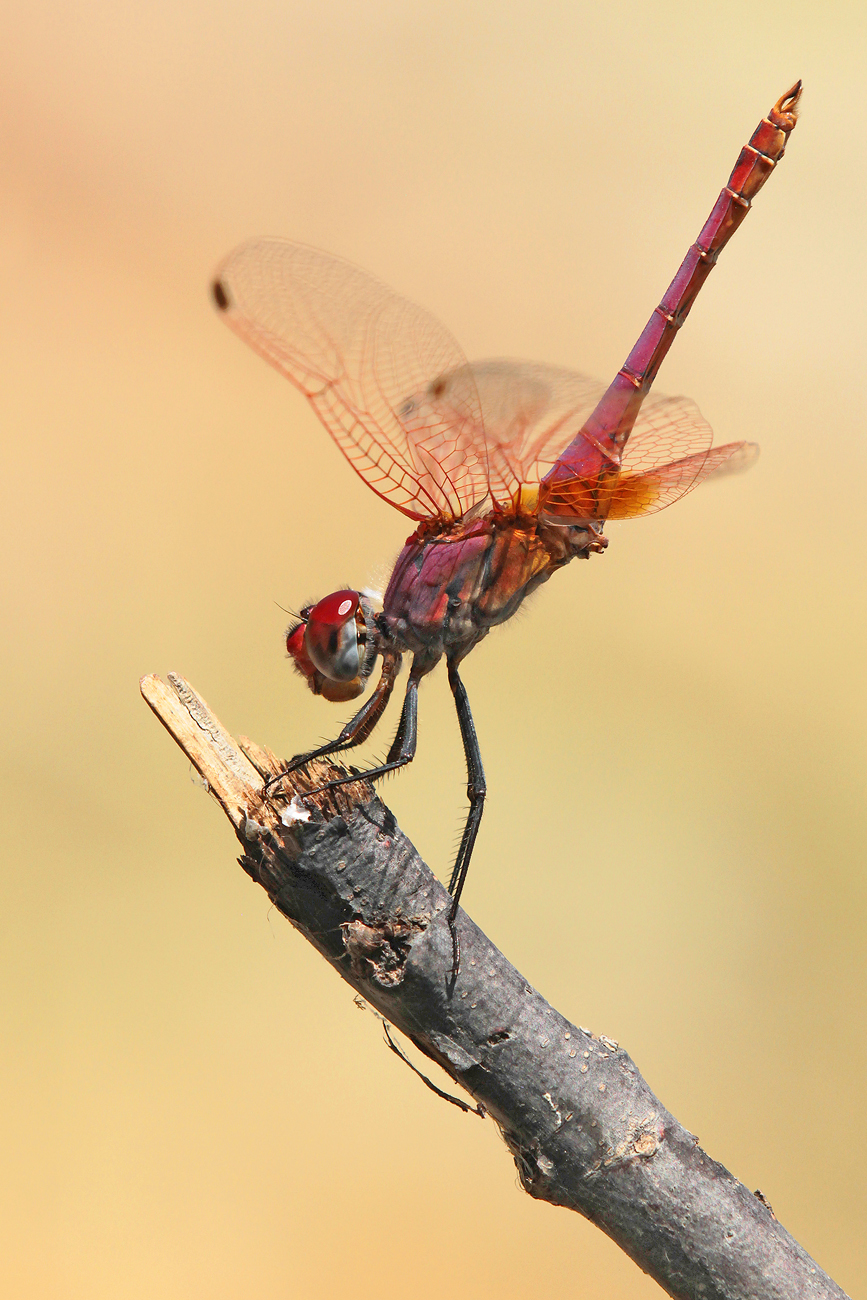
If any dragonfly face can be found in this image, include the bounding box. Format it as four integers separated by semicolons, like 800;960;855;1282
213;83;800;966
286;590;380;702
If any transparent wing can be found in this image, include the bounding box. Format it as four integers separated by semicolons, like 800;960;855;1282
621;393;715;474
412;363;752;522
401;359;609;511
213;244;756;523
607;440;760;519
537;381;758;522
212;239;492;522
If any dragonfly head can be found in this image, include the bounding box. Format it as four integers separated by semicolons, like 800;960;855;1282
286;590;379;702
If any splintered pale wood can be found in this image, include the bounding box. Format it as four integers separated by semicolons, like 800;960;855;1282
141;673;261;824
141;672;849;1300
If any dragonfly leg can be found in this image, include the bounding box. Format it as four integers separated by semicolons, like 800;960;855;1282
265;652;402;795
445;659;487;972
290;668;421;797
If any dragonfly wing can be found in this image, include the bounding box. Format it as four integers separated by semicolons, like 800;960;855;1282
407;365;745;520
539;389;748;523
213;239;491;522
408;359;608;512
620;393;715;474
607;440;760;519
213;244;757;524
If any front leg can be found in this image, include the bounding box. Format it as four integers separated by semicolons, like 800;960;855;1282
273;668;421;801
265;652;401;795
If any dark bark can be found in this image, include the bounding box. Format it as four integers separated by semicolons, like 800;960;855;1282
142;671;848;1300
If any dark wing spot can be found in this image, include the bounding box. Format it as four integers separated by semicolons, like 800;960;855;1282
211;279;230;311
430;377;447;398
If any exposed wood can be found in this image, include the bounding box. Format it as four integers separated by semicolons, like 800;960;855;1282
142;671;848;1300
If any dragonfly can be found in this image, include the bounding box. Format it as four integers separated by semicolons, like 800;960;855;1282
212;83;800;962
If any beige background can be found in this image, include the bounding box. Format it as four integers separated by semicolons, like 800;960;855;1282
2;0;865;1295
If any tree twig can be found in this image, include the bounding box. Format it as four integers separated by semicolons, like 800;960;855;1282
141;671;848;1300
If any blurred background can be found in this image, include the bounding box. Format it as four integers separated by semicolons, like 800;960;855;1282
2;0;865;1295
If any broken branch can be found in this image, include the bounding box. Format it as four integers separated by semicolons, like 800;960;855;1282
142;671;847;1300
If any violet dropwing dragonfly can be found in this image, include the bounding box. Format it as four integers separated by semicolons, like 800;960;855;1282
213;84;801;961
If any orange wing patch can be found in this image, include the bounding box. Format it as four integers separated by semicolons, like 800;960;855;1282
607;441;759;520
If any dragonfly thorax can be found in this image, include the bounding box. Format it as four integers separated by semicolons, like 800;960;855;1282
382;515;607;668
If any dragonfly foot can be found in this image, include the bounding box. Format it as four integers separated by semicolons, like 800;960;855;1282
263;767;298;798
447;907;461;982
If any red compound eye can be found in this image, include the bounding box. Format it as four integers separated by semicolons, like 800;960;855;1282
286;621;313;669
307;590;359;625
286;592;366;701
303;589;362;683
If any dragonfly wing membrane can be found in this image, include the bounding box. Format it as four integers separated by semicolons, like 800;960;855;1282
213;239;491;521
539;391;758;523
620;393;715;475
214;246;760;524
608;440;759;519
408;360;608;512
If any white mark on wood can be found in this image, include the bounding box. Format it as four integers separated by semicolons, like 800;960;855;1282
281;796;312;825
543;1092;562;1128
